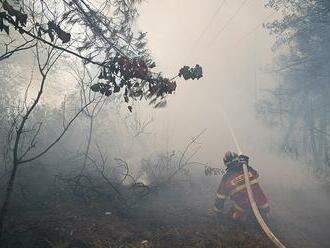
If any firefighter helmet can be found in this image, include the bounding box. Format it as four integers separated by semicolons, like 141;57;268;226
223;151;239;167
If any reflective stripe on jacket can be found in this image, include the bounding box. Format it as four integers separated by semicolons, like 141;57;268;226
214;166;269;212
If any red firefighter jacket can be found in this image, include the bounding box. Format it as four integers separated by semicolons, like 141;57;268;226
214;165;269;213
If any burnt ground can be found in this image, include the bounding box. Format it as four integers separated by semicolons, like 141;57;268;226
2;168;329;248
1;204;272;248
0;187;273;248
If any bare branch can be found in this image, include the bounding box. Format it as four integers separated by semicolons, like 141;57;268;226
19;100;94;164
0;39;36;61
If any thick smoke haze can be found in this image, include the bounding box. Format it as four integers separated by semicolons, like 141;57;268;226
137;0;277;163
1;1;329;247
135;1;330;247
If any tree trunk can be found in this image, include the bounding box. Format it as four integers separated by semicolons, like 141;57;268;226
74;115;94;191
0;56;47;240
0;160;19;241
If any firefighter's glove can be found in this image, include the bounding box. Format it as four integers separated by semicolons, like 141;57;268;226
212;206;224;220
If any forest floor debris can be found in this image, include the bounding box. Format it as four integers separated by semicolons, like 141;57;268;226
2;198;272;248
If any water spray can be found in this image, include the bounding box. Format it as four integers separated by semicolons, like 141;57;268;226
220;107;287;248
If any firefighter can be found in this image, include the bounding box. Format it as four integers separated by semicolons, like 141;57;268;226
214;152;270;223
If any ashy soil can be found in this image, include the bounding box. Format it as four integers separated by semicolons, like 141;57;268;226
1;194;273;248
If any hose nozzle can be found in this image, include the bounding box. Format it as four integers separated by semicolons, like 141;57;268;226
238;154;249;165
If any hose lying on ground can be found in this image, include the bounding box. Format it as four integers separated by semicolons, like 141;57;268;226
220;107;287;247
242;163;287;248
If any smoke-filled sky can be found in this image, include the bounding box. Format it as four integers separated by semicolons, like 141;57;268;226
137;0;279;166
7;0;282;166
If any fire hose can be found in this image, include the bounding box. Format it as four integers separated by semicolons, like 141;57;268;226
242;162;286;248
221;109;287;248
